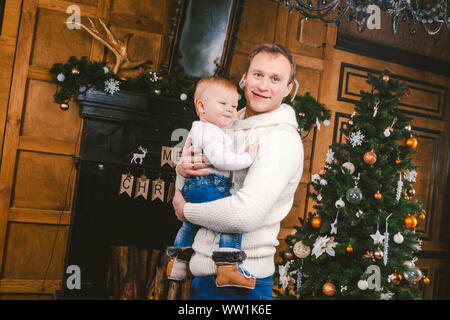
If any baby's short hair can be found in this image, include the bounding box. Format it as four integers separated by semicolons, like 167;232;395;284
194;76;237;104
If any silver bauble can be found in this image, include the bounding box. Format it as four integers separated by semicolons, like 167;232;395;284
346;187;363;204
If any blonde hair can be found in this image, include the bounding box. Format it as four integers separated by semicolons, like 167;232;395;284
194;77;237;105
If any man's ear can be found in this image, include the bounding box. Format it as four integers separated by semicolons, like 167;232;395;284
283;81;294;98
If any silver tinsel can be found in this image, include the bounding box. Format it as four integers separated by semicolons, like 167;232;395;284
396;173;403;202
383;213;392;266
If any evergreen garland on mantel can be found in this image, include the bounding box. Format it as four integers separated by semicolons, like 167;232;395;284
50;56;330;136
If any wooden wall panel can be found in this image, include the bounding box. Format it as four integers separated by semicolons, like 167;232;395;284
0;0;22;165
31;8;93;68
11;151;74;210
20;79;82;143
2;222;67;280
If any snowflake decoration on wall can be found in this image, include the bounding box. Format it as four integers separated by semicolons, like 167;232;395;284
349;130;365;147
403;169;418;183
104;78;120;95
325;148;334;164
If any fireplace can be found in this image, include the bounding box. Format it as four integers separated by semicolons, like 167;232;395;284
62;89;196;298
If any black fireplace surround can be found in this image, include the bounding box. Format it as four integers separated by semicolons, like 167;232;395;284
62;89;197;298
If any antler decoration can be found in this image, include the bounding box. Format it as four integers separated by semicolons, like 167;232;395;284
73;18;152;79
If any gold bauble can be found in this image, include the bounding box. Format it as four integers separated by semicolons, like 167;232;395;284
374;191;382;199
395;158;401;165
422;276;430;285
374;247;383;260
311;216;322;229
363;151;377;165
322;283;336;296
382;75;390;81
405;137;418;149
418;212;426;220
346;244;353;253
404;215;418;229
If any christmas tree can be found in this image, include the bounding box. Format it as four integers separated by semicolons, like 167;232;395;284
276;71;429;300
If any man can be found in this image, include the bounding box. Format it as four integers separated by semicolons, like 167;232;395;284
172;43;304;300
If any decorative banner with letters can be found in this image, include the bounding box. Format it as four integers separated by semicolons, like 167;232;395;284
151;177;165;202
134;174;150;199
119;174;134;197
161;146;182;168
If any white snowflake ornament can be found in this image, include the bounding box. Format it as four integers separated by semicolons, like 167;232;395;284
403;170;418;183
325;148;334;164
349;130;364;147
104;78;120;95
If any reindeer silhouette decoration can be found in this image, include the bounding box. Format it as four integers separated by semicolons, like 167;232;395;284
130;146;148;165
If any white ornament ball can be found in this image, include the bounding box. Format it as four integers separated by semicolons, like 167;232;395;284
57;73;65;82
323;120;330;126
335;198;345;208
357;280;368;290
311;174;320;183
180;93;188;101
320;179;327;186
384;128;391;137
60;103;69;111
341;162;355;175
393;232;404;244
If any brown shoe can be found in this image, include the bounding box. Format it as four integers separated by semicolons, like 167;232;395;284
166;258;188;281
215;262;256;289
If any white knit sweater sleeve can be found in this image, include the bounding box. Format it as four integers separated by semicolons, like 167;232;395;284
183;126;303;233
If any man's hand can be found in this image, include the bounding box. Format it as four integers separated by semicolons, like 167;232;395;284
172;189;187;222
246;142;260;162
176;137;212;177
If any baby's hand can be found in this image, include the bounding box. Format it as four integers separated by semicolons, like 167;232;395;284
246;142;260;162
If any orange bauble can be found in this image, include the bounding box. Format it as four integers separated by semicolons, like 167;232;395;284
418;212;426;220
346;244;353;253
395;158;401;164
374;191;382;199
405;137;418;149
363;151;377;165
404;215;418;229
422;276;430;285
322;283;336;296
311;216;322;229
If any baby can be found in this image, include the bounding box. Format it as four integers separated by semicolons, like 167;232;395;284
166;76;259;289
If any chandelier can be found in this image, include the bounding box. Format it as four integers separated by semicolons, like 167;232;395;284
280;0;450;35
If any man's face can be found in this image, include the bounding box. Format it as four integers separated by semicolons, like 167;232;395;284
197;85;238;128
243;52;293;117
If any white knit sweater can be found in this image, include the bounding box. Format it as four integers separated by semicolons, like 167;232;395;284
176;103;304;278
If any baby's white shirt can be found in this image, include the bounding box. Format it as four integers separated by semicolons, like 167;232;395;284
187;121;252;177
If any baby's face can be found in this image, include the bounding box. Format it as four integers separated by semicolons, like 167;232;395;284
200;85;239;128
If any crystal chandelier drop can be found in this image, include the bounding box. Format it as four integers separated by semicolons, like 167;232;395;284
280;0;449;36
